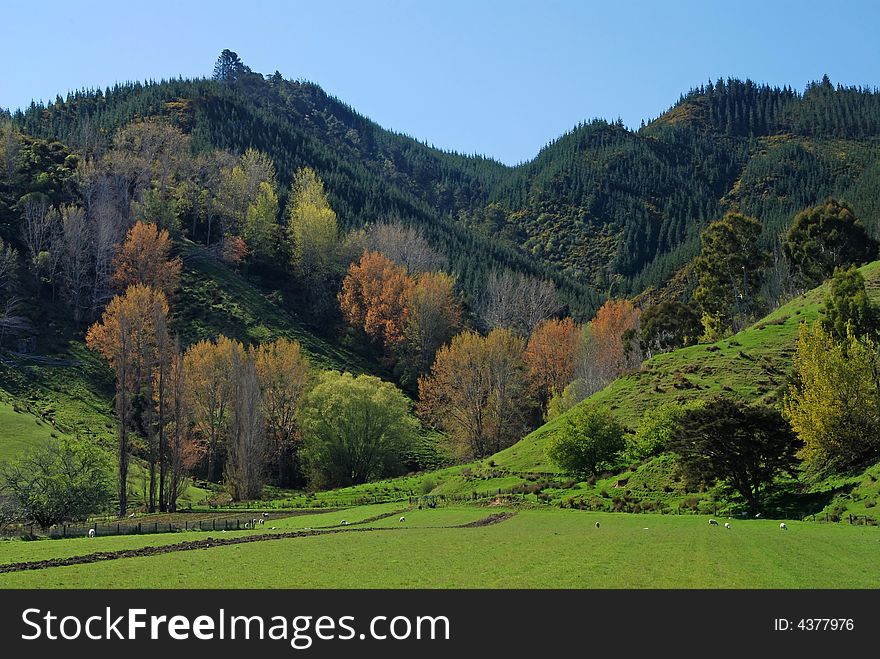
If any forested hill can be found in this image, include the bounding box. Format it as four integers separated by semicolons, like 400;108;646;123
9;61;880;310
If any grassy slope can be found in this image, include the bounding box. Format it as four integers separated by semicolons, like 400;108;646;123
0;241;379;461
2;508;877;588
0;398;71;462
493;261;880;474
176;242;377;374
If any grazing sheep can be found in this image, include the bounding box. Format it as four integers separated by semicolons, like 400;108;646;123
755;512;762;518
270;527;277;530
595;521;600;528
262;512;269;517
88;528;95;538
780;522;788;530
399;516;406;522
252;518;257;526
259;518;265;525
341;520;348;525
129;512;136;518
243;522;249;529
709;519;719;526
724;522;731;529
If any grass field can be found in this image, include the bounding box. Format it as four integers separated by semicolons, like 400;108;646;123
1;505;877;589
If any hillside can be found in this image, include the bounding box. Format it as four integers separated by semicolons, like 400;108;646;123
292;261;880;519
11;66;880;314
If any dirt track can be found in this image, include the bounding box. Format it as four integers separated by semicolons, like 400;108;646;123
0;511;517;574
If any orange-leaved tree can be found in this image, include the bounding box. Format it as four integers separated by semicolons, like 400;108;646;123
405;271;462;373
588;299;641;383
252;338;312;487
182;335;243;483
86;284;170;516
525;317;581;409
339;250;414;349
112;221;182;295
419;328;532;460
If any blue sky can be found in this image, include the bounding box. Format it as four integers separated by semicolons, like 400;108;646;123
2;0;879;165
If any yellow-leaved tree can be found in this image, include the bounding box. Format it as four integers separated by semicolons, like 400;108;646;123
784;321;880;476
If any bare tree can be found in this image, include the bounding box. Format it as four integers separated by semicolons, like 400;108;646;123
225;351;267;501
18;195;56;279
0;238;17;294
480;269;561;337
55;205;92;324
366;221;448;273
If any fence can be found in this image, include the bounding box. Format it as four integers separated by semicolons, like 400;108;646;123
1;516;284;540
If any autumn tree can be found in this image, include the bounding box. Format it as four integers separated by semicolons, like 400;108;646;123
253;338;312;487
299;371;419;487
525;317;581;410
86;284;170;515
163;340;201;511
339;251;414;349
404;271;461;373
419;328;532;459
112;221;182;296
588;299;642;383
784;199;878;288
183;336;242;482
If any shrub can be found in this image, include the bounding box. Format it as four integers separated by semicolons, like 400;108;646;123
545;405;625;479
626;400;704;461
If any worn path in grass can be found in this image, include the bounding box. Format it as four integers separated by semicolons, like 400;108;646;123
0;509;513;574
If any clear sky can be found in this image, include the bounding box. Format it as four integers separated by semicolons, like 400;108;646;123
2;0;879;165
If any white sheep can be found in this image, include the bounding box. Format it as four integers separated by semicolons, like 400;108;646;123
252;518;257;526
595;521;600;528
724;522;731;529
709;518;719;526
270;527;277;530
259;518;265;525
341;520;348;525
755;512;762;518
88;528;95;538
128;512;136;518
780;522;788;530
262;512;269;517
399;516;406;523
